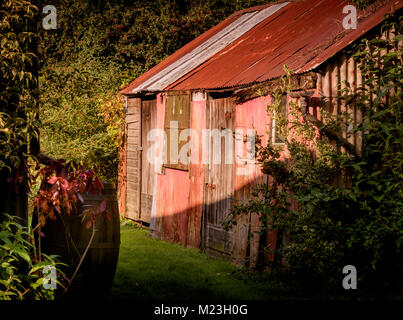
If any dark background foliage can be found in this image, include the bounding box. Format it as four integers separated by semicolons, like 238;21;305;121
38;0;270;181
2;0;400;299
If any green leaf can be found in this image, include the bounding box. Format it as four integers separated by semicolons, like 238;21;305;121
13;249;31;264
393;34;403;42
29;261;53;275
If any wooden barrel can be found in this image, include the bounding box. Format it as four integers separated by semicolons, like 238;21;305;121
39;182;120;298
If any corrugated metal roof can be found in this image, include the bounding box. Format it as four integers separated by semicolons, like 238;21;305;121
132;2;289;93
120;0;402;95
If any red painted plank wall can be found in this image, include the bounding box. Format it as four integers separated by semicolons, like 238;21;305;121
153;93;206;248
187;98;206;248
233;95;271;266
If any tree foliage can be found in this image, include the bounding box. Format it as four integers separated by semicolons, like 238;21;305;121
0;0;39;176
38;0;270;181
1;0;110;300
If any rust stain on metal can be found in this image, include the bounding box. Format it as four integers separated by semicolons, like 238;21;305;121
121;0;401;95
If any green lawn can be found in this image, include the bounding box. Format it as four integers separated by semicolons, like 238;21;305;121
108;222;293;300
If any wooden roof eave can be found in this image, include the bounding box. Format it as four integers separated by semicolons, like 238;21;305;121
122;72;317;103
232;72;317;104
121;90;161;98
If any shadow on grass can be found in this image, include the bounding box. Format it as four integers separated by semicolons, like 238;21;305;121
108;222;300;300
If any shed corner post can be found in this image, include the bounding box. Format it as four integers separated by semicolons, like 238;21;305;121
118;95;128;219
125;96;142;222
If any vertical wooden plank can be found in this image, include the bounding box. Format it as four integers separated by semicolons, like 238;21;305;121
330;61;338;118
118;96;128;218
202;97;211;248
118;122;127;217
138;100;142;220
339;55;347;154
140;99;157;224
187;93;206;248
316;72;323;123
233;95;270;267
203;96;235;258
152;93;166;236
125;97;141;221
154;94;191;246
321;64;331;121
346;54;356;148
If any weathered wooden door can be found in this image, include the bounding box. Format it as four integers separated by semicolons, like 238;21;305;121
202;96;235;258
125;97;156;224
140;98;157;224
125;97;141;221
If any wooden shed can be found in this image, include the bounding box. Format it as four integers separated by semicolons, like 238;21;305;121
119;0;402;265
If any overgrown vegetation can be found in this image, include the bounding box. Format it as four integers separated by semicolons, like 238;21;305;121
226;13;403;297
0;0;39;178
0;215;64;300
349;0;377;9
0;0;62;300
38;0;270;181
1;0;112;300
3;0;401;300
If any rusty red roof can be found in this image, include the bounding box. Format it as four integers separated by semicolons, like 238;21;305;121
120;0;402;95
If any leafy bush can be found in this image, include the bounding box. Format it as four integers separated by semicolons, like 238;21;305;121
341;14;403;292
39;58;124;181
0;0;39;176
0;215;64;300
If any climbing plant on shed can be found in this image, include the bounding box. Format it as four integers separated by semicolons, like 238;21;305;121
225;13;403;296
